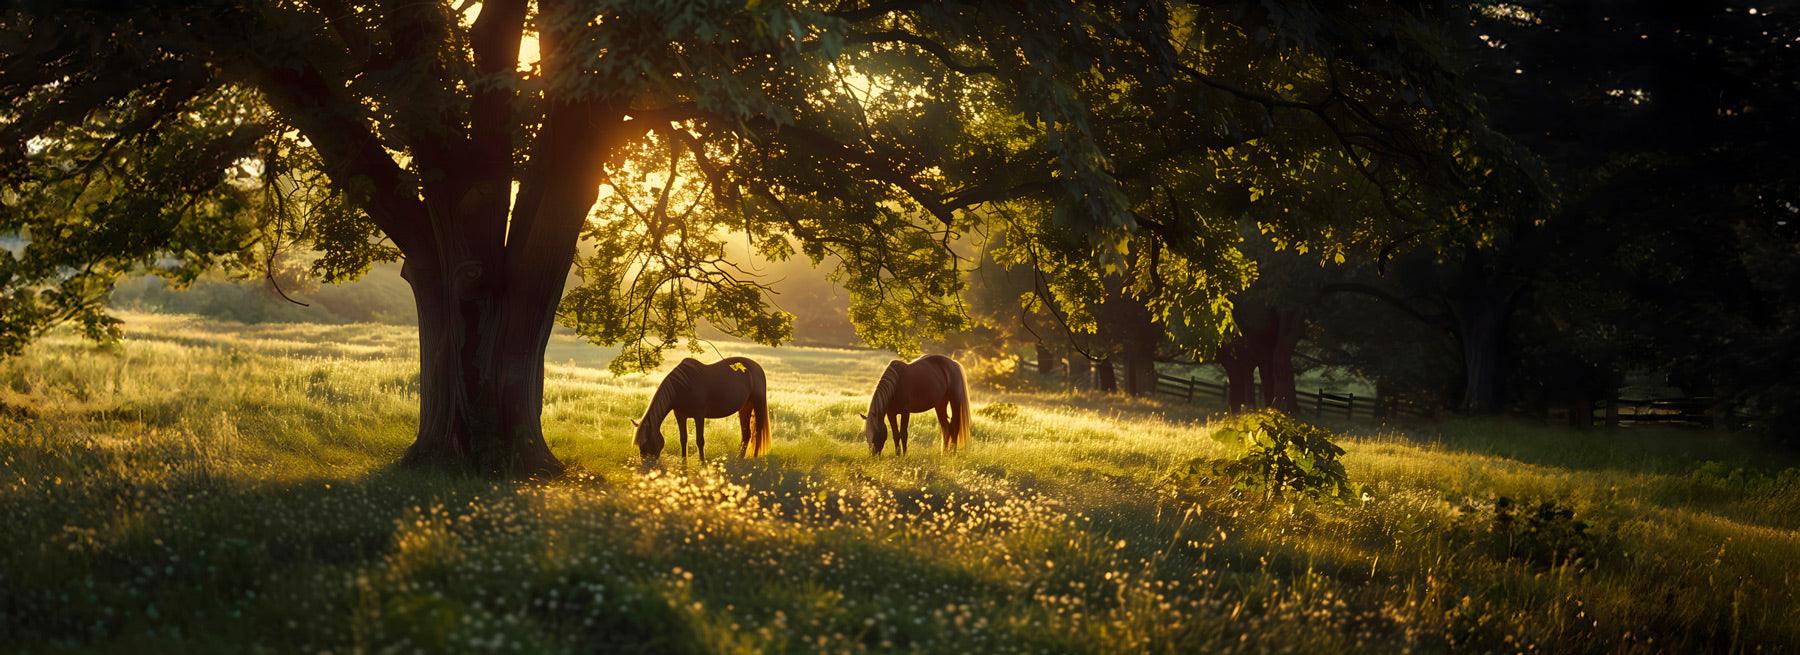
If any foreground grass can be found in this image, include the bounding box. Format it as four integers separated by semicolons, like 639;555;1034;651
2;313;1798;653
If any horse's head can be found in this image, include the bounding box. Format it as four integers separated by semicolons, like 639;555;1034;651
631;417;663;460
862;361;904;455
861;412;887;455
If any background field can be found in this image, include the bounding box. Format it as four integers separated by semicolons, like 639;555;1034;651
3;313;1798;653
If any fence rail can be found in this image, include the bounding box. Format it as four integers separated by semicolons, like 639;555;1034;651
1022;355;1733;429
1152;372;1434;421
1592;397;1728;428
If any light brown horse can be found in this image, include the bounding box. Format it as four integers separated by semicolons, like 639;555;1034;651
859;354;970;455
633;357;772;461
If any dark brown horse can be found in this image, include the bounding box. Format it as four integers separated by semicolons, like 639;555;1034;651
633;357;772;461
860;354;970;455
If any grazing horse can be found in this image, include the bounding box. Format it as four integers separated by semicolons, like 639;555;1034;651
860;354;970;455
633;357;772;461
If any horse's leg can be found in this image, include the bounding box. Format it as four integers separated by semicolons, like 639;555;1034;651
739;406;753;458
900;413;911;455
677;416;689;459
936;404;952;451
696;418;706;462
886;414;901;456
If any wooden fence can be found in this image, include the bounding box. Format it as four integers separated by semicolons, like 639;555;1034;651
1023;356;1731;428
1153;372;1435;421
1592;397;1728;428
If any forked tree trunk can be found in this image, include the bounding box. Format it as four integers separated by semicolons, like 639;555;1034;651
392;108;613;478
239;2;627;478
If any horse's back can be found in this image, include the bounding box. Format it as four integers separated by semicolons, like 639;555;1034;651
892;354;960;412
717;356;765;378
687;357;759;418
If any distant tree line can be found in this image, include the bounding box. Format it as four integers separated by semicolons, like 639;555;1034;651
968;2;1799;443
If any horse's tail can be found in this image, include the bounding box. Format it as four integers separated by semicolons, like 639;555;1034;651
945;357;971;451
747;367;772;457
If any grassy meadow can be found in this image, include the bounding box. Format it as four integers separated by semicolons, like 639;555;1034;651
3;312;1799;653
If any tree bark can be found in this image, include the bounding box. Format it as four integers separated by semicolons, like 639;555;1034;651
1453;293;1512;414
1035;343;1057;375
1256;309;1302;413
391;99;625;478
1120;339;1157;397
398;255;567;478
1093;359;1118;393
1216;339;1257;413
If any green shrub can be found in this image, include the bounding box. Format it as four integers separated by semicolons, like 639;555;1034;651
1454;495;1599;568
1167;410;1362;502
1688;460;1800;495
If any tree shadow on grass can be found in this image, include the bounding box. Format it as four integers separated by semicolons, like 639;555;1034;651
1355;416;1800;477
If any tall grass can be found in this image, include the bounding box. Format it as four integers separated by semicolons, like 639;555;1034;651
2;313;1796;653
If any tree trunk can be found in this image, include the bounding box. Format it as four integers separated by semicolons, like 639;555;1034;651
1093;359;1118;393
399;256;567;478
1453;294;1512;415
1374;380;1393;420
1035;343;1057;375
1120;339;1157;397
1257;309;1302;413
1216;340;1257;413
388;90;626;478
1567;388;1593;430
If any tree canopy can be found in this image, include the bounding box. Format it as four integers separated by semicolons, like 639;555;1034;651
2;0;1538;473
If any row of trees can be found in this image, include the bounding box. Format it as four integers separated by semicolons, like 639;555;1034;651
968;2;1799;440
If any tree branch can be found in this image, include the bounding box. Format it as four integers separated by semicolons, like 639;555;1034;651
848;30;999;76
827;1;929;22
230;57;430;255
464;0;529;261
1318;282;1450;327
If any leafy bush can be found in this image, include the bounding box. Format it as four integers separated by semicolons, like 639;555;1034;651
1688;460;1800;495
1167;411;1362;502
1454;495;1599;568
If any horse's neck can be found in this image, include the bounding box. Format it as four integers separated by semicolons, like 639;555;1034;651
646;370;688;423
870;371;900;415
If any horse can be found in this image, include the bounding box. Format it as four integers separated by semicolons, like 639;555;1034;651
859;354;970;455
633;357;772;461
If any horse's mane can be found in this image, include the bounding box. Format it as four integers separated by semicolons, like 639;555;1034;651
866;360;905;418
645;358;703;422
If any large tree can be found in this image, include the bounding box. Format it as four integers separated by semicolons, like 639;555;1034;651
2;1;1505;475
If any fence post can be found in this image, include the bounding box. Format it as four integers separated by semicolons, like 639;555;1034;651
1346;393;1355;419
1186;375;1195;402
1314;389;1324;419
1605;398;1619;428
1707;399;1726;430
